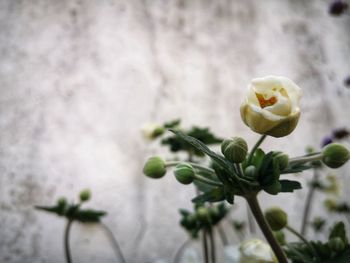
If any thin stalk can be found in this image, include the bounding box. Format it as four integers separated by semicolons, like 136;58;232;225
288;153;323;166
193;174;223;187
301;169;319;236
246;203;256;235
286;225;320;260
64;220;73;263
208;227;216;263
166;161;216;175
217;224;229;246
173;239;191;263
246;195;288;263
247;135;267;165
100;223;126;263
202;229;209;263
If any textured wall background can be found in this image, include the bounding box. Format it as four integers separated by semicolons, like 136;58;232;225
0;0;349;262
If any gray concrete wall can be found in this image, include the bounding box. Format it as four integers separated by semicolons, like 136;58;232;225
0;0;349;262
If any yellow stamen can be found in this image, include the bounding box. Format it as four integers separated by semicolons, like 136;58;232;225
256;93;277;108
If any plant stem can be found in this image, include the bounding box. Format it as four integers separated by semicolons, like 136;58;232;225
246;203;256;235
286;225;320;260
246;195;288;263
64;220;73;263
208;227;216;263
247;135;267;165
202;229;209;263
288;153;323;166
166;161;215;175
100;223;126;263
217;223;229;246
301;169;319;236
173;239;191;263
193;174;223;187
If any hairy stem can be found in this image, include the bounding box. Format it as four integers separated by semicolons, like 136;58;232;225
64;220;73;263
288;153;323;166
247;135;267;165
246;195;288;263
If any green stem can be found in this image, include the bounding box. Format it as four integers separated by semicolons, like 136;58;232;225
208;227;216;263
64;220;73;263
193;174;223;187
286;225;320;260
288;153;323;166
247;135;267;165
300;169;319;236
100;223;126;263
202;229;209;263
166;161;215;175
246;195;288;263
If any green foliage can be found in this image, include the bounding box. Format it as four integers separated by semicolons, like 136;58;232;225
35;191;106;223
311;217;326;233
285;222;350;263
179;203;228;238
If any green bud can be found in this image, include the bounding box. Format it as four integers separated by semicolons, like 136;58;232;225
324;199;337;211
244;165;257;180
273;152;289;171
57;197;67;208
265;207;288;231
329;237;345;252
196;207;210;223
174;163;194;185
79;189;91;202
322;143;350;168
221;137;248;163
143;156;167;178
274;230;286;246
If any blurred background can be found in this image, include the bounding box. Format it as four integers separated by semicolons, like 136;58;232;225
0;0;349;262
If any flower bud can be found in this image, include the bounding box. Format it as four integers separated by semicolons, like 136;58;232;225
79;189;91;202
273;152;289;171
244;165;257;180
273;231;286;246
143;156;167;178
322;143;350;168
264;207;288;231
57;197;67;208
174;163;194;185
141;123;165;140
196;207;210;224
240;76;302;138
329;237;345;252
221;137;248;163
239;239;277;263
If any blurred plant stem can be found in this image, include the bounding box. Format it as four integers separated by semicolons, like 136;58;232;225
208;227;216;263
246;195;288;263
173;239;191;263
202;229;209;263
100;223;126;263
217;223;229;246
301;169;319;236
247;135;267;165
64;219;73;263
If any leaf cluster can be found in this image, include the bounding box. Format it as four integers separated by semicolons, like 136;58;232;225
179;203;228;238
285;222;350;263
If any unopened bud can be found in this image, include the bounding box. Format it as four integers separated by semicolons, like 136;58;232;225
174;163;194;185
143;156;167;178
273;152;289;171
265;207;288;231
329;237;345;252
322;143;350;168
221;137;248;163
79;189;91;202
244;165;257;180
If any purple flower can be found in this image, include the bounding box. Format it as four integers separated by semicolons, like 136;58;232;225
321;136;334;147
329;1;348;16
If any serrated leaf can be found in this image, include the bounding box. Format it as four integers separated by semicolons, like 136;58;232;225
74;209;107;223
191;187;225;203
279;180;302;192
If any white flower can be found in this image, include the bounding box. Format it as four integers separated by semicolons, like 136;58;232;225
239;239;277;263
141;123;165;140
240;76;302;137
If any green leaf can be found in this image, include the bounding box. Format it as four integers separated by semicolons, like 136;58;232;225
170;129;237;177
329;222;348;244
279;180;302;193
35;205;66;216
73;209;107;223
192;187;225;203
164;119;181;129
